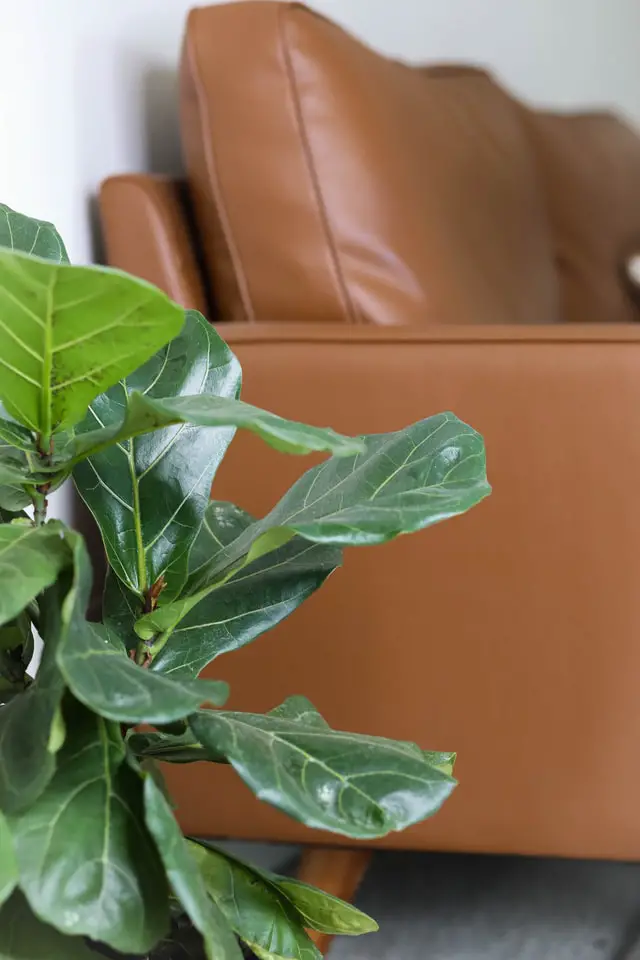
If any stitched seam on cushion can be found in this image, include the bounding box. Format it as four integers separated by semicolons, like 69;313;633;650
279;4;359;325
187;12;256;323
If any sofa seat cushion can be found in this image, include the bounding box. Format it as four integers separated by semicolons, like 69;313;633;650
180;1;560;326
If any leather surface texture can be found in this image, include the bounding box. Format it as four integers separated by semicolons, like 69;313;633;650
179;1;561;326
161;323;640;860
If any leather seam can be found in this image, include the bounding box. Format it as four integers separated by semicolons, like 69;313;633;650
279;5;359;325
187;12;256;323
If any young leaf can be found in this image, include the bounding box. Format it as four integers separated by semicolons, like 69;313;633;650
137;413;489;640
73;310;241;601
189;696;456;839
0;892;97;960
7;699;170;954
0;249;184;438
150;503;341;678
0;521;69;627
0;810;17;907
191;841;377;939
57;617;229;724
70;391;366;462
144;777;243;960
187;840;321;960
0;529;87;812
0;203;69;262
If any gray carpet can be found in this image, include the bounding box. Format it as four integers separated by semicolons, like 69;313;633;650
221;843;640;959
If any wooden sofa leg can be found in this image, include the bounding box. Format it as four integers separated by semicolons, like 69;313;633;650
296;847;373;955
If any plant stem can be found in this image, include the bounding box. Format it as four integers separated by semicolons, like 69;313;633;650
32;490;48;526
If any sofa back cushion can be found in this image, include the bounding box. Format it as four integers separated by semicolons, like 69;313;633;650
180;1;560;325
526;111;640;323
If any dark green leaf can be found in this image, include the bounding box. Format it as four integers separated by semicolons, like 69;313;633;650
102;566;141;647
0;892;97;960
0;522;69;627
137;413;489;640
150;503;341;678
0;248;184;438
129;728;206;763
144;777;243;960
57;617;228;724
0;809;17;907
0;529;86;812
73;310;241;602
190;696;456;839
0;203;68;262
188;841;320;960
7;699;169;954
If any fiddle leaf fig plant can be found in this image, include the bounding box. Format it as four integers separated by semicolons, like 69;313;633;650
0;203;491;959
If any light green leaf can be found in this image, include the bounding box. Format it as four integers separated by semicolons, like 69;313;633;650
57;617;228;724
144;777;243;960
0;529;86;812
190;696;456;839
275;875;377;936
188;841;320;960
0;203;68;263
0;248;184;438
192;841;377;940
69;394;365;464
0;522;69;627
149;502;341;678
0;892;97;960
73;310;241;602
7;699;169;954
0;810;17;907
138;413;489;641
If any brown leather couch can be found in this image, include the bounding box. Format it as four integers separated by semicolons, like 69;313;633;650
99;0;640;942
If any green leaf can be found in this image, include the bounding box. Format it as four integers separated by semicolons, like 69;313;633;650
144;777;243;960
73;310;241;602
150;503;341;678
0;529;86;812
0;522;69;627
57;617;229;724
7;699;169;954
138;413;489;640
0;203;68;263
190;696;456;839
129;727;206;763
0;248;184;438
275;876;377;936
187;841;320;960
0;810;17;907
0;892;97;960
70;391;366;463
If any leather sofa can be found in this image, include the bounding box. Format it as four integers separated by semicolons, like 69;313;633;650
99;0;640;945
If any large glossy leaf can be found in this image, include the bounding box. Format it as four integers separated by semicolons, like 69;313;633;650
0;203;68;262
7;699;169;953
137;413;490;640
70;391;366;463
0;248;184;438
0;892;97;960
57;616;228;724
190;696;456;839
187;841;320;960
150;503;341;678
0;521;69;627
0;530;87;812
73;310;241;603
144;777;243;960
190;841;377;941
0;810;17;907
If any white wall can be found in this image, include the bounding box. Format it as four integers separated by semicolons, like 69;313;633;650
2;0;639;522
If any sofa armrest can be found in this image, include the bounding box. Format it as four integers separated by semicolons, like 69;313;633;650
168;323;640;860
99;173;209;313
